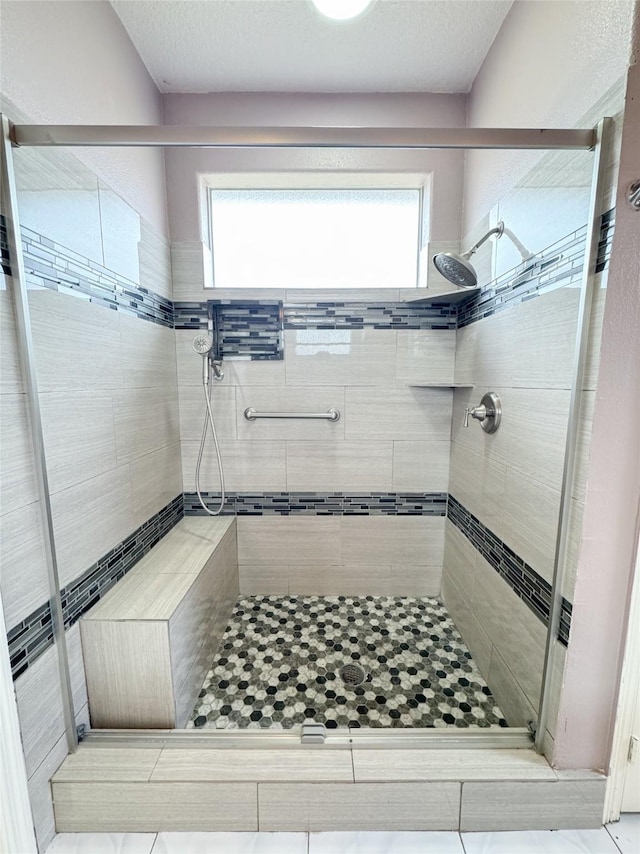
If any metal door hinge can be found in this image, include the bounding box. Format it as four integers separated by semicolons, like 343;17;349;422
301;723;326;744
627;734;638;762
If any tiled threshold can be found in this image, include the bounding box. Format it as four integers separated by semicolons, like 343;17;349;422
51;746;605;833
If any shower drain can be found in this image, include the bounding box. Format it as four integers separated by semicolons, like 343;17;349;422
339;663;366;687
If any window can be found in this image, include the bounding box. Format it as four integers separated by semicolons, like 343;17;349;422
208;187;422;289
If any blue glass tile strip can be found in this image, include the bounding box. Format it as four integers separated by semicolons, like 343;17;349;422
7;494;183;681
284;302;457;330
184;491;448;516
447;495;571;646
458;208;615;329
0;215;11;275
17;224;173;328
174;300;284;361
212;300;283;360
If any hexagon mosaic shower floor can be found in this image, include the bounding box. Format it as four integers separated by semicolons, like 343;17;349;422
188;595;508;730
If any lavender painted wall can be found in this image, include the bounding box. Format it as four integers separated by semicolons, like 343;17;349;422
163;92;466;244
0;0;168;236
554;19;640;771
463;0;635;233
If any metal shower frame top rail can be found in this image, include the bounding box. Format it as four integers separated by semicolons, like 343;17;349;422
10;124;596;150
0;114;609;757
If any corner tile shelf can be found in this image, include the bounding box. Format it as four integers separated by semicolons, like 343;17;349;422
407;383;474;388
402;287;481;305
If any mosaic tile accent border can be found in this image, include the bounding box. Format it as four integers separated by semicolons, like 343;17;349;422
174;300;284;360
212;300;283;360
447;495;571;646
284;301;457;330
458;208;615;328
184;491;448;516
18;225;174;327
7;494;183;681
0;215;10;276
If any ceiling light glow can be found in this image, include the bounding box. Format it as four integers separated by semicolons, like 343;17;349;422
310;0;374;22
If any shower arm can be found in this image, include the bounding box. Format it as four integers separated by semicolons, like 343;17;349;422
464;220;534;262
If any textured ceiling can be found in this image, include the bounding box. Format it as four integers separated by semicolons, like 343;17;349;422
110;0;513;94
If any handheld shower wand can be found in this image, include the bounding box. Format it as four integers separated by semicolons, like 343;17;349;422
192;335;226;516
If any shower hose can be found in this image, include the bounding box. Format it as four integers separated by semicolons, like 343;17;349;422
195;370;226;516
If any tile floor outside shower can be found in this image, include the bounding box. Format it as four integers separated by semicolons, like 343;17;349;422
188;595;508;730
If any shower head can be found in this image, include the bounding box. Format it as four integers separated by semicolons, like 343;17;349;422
432;252;478;289
432;220;533;290
192;334;213;355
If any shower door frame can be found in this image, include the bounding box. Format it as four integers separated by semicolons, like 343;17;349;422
0;116;610;755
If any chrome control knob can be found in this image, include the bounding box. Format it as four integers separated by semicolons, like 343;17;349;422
463;393;501;433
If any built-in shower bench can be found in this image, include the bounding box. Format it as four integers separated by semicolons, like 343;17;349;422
80;516;239;729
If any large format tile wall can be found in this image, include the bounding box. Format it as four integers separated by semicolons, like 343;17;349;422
441;93;624;748
175;299;456;597
0;144;180;849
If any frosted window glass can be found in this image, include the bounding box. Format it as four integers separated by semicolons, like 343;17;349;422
209;189;420;288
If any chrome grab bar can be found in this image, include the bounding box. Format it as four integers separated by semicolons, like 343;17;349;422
244;407;340;422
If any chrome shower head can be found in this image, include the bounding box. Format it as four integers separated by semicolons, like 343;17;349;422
432;220;534;290
192;334;213;355
432;252;478;289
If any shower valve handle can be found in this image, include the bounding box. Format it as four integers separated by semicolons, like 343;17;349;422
463;392;502;434
464;405;487;427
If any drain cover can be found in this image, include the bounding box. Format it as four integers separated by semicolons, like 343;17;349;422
340;663;366;687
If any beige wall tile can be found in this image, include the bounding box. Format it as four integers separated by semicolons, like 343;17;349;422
486;647;537;728
120;315;177;389
340;516;445;566
113;386;180;466
53;781;258;832
51;465;134;588
390;565;442;597
286;288;400;302
448;443;507;534
170;242;205;300
352;748;555;782
451;386;570;494
53;749;161;782
178;384;238;443
139;219;172;300
40;391;118;493
442;520;477;593
129;443;183;530
501;468;560;583
151;749;353;782
284;329;397;387
289;563;392;596
0;393;38;514
181;439;287;492
395;329;456;385
239;564;289;595
440;572;492;680
15;643;68;777
29;289;123;392
0;290;24;393
237;517;341;565
392;440;450;492
460;779;605;831
236;386;346;441
0;500;50;627
258;782;461;831
27;732;68;852
345;387;452;441
286;441;393;492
